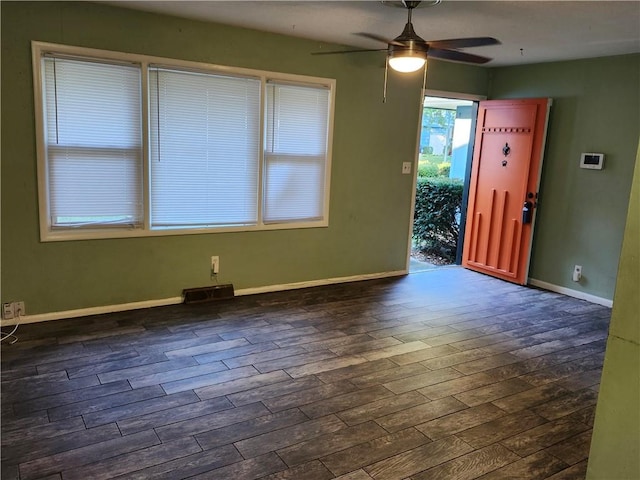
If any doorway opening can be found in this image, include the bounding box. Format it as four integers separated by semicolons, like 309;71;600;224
410;95;478;273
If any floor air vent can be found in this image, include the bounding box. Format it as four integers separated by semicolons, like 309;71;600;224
183;284;235;304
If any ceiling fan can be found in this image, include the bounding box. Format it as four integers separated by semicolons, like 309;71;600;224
313;0;500;74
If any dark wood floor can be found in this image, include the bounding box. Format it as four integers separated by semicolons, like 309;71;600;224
1;267;610;480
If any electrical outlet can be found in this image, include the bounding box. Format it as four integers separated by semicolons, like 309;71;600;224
2;303;14;320
211;256;220;274
14;301;25;317
402;162;412;174
573;265;582;282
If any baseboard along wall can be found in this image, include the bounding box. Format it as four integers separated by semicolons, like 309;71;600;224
6;272;613;326
528;278;613;308
6;270;408;326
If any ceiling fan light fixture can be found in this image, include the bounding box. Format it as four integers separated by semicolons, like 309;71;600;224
388;53;426;73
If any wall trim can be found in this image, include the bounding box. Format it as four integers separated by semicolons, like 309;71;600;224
5;297;184;326
5;273;612;326
5;270;408;326
528;278;613;308
422;89;487;102
235;270;406;296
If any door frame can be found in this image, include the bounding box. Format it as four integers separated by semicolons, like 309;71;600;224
455;101;479;265
406;89;486;272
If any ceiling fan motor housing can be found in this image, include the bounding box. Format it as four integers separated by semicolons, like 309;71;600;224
390;21;429;61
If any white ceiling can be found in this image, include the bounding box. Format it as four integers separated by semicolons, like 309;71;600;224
104;1;640;67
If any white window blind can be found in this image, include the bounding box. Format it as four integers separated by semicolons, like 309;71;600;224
264;82;330;223
149;68;261;227
43;57;143;227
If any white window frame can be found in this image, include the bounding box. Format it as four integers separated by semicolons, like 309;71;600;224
32;41;335;242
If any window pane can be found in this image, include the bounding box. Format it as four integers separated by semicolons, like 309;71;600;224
264;83;329;223
43;57;142;227
264;154;325;222
149;69;261;227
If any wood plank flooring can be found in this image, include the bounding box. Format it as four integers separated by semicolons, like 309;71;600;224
1;268;610;479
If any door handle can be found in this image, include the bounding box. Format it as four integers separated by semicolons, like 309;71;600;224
522;201;534;224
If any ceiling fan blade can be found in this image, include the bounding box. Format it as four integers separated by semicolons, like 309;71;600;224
355;32;404;47
427;37;500;49
312;48;387;56
428;48;492;64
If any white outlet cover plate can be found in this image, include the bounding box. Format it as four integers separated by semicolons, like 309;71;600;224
2;303;13;320
402;162;412;174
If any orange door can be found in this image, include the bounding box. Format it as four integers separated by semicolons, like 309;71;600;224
462;98;551;285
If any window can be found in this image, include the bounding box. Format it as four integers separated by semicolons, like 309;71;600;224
265;82;330;223
42;57;143;228
149;68;261;228
33;42;334;241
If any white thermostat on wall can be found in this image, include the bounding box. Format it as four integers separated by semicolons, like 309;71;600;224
580;152;604;170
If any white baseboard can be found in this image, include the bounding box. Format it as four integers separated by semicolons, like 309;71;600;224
4;296;184;326
5;270;407;326
528;278;613;308
235;270;406;296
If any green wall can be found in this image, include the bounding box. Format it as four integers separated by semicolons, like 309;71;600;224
489;55;640;300
587;142;640;479
1;1;489;315
4;2;636;316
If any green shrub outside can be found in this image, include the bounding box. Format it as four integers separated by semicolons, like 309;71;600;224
421;146;434;155
417;162;450;178
417;164;439;177
413;177;463;263
437;162;451;177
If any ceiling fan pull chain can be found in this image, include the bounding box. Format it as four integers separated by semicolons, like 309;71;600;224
422;60;428;91
383;56;389;103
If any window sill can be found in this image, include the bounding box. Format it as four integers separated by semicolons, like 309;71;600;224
40;220;329;242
